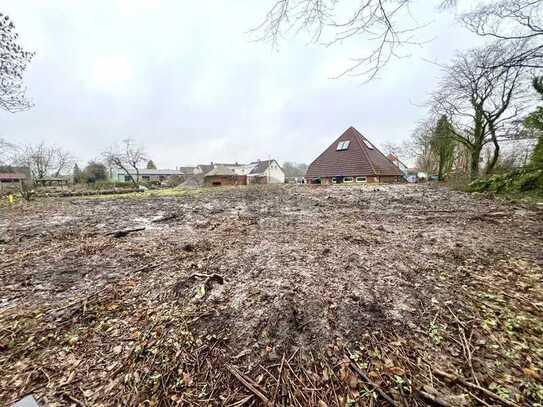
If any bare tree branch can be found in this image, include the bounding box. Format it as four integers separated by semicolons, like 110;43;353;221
252;0;456;81
461;0;543;70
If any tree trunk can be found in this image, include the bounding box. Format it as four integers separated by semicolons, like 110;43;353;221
485;127;500;175
470;108;485;181
438;156;445;181
470;146;482;180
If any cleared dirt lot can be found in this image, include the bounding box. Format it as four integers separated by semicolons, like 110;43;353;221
1;184;542;406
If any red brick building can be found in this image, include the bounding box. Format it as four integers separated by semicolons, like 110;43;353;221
203;165;247;187
305;127;402;184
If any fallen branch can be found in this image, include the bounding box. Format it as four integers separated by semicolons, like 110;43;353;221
348;359;396;406
418;390;453;407
45;286;109;315
106;227;145;238
271;354;285;405
433;369;519;407
190;273;224;285
225;364;270;405
151;213;178;223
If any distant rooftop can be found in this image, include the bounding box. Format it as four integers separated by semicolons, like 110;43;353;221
123;169;183;175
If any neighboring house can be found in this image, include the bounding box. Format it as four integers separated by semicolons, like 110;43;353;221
179;166;196;176
305;127;402;184
200;160;285;187
386;153;409;179
193;164;214;175
112;168;183;183
204;165;247;187
0;166;31;189
247;160;285;184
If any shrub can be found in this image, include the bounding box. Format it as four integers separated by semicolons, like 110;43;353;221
468;168;543;196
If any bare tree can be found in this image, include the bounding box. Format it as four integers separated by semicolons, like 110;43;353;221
103;139;147;186
282;162;308;177
462;0;543;70
409;118;438;173
431;41;529;179
0;13;34;113
15;142;73;179
381;141;413;167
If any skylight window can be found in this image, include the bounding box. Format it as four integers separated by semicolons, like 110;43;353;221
362;139;374;149
336;140;350;151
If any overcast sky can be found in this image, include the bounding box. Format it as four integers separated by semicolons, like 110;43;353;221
1;0;479;168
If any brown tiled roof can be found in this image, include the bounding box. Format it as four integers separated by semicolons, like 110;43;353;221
387;153;397;161
387;153;408;169
205;165;238;176
0;172;26;181
306;127;401;178
249;160;282;175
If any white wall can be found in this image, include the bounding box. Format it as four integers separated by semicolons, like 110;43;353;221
267;161;285;184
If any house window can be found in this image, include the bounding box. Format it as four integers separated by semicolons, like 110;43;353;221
336;140;350;151
356;176;367;183
332;177;337;184
344;177;354;183
362;139;374;149
142;175;150;181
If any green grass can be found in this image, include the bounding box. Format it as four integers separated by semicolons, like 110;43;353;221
76;185;279;201
76;187;206;200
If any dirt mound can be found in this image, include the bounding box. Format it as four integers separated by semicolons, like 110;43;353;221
180;173;205;188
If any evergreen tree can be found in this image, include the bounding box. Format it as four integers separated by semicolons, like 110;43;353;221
525;77;543;168
83;161;108;183
430;115;456;181
73;163;82;183
146;160;157;169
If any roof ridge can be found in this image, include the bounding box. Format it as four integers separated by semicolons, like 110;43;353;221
352;128;378;175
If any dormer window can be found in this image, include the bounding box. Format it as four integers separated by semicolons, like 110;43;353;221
362;139;374;149
336;140;350;151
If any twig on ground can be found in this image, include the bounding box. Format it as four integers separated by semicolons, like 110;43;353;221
417;390;453;407
446;305;479;386
271;354;285;405
433;369;519;407
226;364;270;405
106;227;145;238
348;357;397;406
45;286;109;315
151;213;178;223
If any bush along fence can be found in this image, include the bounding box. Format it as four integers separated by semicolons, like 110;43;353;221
469;167;543;196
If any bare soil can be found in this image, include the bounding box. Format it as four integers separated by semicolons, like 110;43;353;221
1;184;542;406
